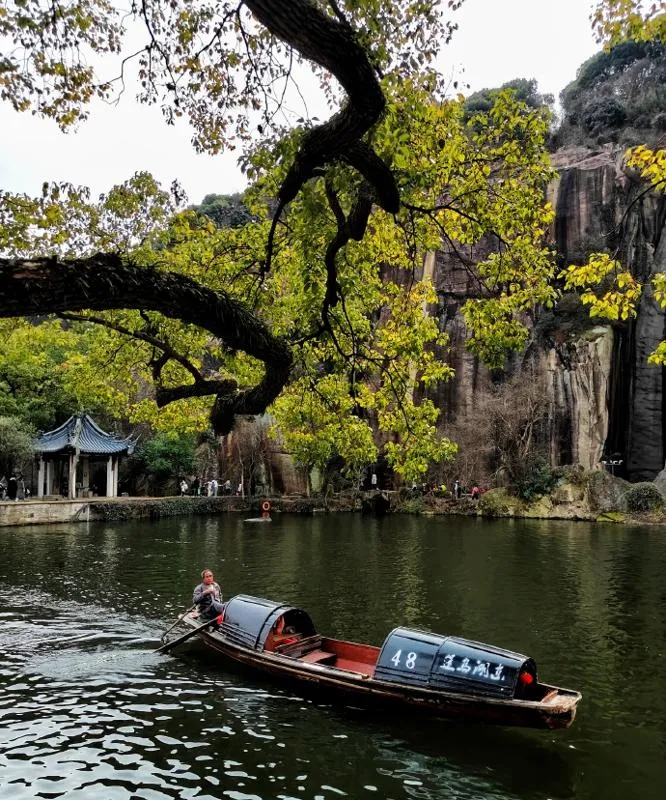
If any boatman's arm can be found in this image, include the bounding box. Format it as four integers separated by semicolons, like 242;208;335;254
193;583;208;605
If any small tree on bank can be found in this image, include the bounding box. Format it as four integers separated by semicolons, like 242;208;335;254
0;416;35;481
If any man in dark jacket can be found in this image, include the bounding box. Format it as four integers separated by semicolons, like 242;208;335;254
193;568;225;619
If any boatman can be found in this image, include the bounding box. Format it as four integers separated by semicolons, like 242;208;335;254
193;568;225;620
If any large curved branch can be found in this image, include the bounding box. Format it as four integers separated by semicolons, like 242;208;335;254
245;0;399;209
156;380;238;406
0;255;292;434
245;0;399;273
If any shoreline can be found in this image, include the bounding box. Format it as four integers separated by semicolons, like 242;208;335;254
1;486;659;527
0;494;350;528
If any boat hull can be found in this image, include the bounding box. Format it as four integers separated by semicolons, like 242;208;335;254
183;617;580;730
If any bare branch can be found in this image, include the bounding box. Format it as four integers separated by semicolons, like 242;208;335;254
59;310;204;383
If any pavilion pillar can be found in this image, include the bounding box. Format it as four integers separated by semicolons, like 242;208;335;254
46;460;53;496
82;457;90;495
113;456;119;496
68;453;78;500
37;457;45;498
107;456;114;498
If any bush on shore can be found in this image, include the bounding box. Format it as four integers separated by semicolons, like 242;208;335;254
625;482;664;512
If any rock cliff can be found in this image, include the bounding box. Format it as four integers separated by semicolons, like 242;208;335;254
230;147;665;491
433;145;666;480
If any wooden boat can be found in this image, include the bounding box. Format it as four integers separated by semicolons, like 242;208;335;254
173;594;581;730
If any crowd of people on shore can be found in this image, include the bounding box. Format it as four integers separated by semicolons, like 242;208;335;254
0;473;30;501
0;468;487;503
179;477;238;497
405;479;486;500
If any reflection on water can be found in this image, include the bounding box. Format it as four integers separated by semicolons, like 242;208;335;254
1;513;666;799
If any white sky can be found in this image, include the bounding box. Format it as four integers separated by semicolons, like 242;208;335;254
0;0;599;205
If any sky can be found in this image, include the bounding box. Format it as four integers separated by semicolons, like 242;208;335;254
0;0;599;206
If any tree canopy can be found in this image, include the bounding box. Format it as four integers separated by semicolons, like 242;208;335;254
0;2;456;433
1;0;661;480
463;78;553;120
193;193;254;229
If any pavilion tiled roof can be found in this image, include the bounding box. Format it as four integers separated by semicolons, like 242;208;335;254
34;415;136;456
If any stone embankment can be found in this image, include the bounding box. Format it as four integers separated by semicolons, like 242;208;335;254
394;469;666;525
2;470;663;527
0;493;359;528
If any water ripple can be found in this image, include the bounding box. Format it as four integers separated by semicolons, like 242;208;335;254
2;516;666;799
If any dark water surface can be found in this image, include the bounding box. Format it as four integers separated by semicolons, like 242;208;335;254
1;513;665;799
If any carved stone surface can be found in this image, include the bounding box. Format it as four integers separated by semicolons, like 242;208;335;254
433;145;665;480
542;328;614;470
228;147;665;487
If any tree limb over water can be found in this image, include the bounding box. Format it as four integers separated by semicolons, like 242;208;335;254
0;256;292;434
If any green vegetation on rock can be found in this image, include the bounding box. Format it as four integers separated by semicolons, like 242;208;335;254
625;482;664;512
557;39;666;146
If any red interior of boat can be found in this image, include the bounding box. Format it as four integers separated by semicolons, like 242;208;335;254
265;621;379;676
319;637;380;675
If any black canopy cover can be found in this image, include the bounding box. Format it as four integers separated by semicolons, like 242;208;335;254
219;594;317;651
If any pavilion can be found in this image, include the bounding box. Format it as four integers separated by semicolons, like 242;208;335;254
33;414;136;499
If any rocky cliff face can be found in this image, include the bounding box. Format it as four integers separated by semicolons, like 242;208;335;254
433;145;666;480
230;147;665;491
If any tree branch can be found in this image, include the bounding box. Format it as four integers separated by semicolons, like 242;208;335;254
1;255;292;434
245;0;399;273
58;310;204;383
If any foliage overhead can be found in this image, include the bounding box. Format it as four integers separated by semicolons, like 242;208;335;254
0;0;614;481
591;0;666;46
0;0;461;148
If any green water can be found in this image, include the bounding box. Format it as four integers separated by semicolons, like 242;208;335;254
1;512;665;799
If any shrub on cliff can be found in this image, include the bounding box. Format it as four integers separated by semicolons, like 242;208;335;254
558;39;666;146
581;97;627;135
478;488;512;517
625;482;664;512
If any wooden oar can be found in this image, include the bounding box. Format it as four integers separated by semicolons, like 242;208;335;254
160;604;197;642
154;616;216;655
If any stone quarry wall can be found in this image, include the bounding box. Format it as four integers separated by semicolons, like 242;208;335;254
429;145;665;480
229;146;665;487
